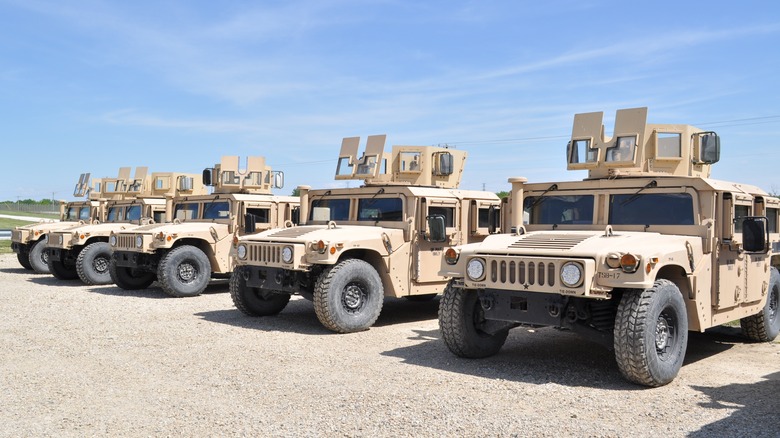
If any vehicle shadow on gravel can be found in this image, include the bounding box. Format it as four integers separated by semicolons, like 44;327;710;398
86;281;230;299
0;267;44;275
382;326;739;390
26;276;83;286
688;371;780;437
194;296;441;335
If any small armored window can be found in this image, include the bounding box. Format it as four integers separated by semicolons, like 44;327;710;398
606;136;636;162
657;133;682;158
400;152;422;173
155;177;170;190
336;157;353;176
569;139;598;164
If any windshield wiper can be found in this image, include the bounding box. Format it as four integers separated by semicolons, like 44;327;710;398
529;184;558;209
620;180;657;206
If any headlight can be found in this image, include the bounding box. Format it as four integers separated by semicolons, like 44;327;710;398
281;246;293;264
58;235;64;245
236;244;247;260
620;253;640;273
560;262;583;287
466;258;485;281
110;235;117;247
135;235;143;248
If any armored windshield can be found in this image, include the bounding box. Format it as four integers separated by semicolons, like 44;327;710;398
609;193;694;225
357;198;403;221
203;201;230;220
107;207;121;222
524;195;594;225
79;207;91;221
126;205;142;221
311;199;350;221
174;203;199;221
65;207;79;221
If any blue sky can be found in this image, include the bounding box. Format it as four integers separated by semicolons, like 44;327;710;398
1;0;779;201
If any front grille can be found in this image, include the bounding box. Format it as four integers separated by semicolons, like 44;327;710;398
248;244;281;264
116;234;137;250
488;258;559;287
508;234;591;250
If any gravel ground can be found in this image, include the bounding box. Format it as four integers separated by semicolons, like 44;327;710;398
1;253;778;437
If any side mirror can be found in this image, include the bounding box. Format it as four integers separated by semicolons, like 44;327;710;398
244;213;257;234
426;215;447;242
698;132;720;164
291;207;300;225
742;216;769;253
202;168;214;186
488;205;497;234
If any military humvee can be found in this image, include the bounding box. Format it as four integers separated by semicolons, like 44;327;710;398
11;173;106;273
230;135;502;333
46;168;205;284
109;156;299;297
438;108;780;387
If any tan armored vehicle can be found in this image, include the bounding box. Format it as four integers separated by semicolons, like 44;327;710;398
109;156;298;297
231;135;502;333
11;173;106;273
46;168;205;284
438;107;780;387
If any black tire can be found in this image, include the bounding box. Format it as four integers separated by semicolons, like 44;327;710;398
313;258;384;333
740;267;780;342
439;281;508;358
28;239;50;274
230;266;291;316
47;252;79;280
17;251;33;270
404;293;438;302
614;280;688;387
157;246;212;297
109;259;156;290
76;242;113;285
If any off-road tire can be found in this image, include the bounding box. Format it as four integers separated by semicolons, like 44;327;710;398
47;253;79;280
109;260;156;290
17;251;33;270
28;239;49;274
313;258;384;333
158;246;211;298
614;280;688;387
230;266;291;316
439;281;508;358
76;242;113;285
740;267;780;342
404;293;437;302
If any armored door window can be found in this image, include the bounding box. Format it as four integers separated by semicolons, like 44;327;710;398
174;203;199;221
734;205;751;233
153;211;166;223
247;208;271;224
203;201;230;220
126;205;142;221
428;206;455;227
767;208;778;233
358;198;403;221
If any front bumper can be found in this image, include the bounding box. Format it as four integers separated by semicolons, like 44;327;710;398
239;265;315;295
113;250;160;272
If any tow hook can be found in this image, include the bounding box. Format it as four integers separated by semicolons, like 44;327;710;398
479;294;494;311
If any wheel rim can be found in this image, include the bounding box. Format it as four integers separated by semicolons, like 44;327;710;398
342;281;366;313
768;285;779;321
177;261;198;284
655;310;676;359
41;251;49;264
93;256;109;274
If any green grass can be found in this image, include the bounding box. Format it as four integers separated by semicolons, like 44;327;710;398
0;217;37;228
0;240;12;254
0;210;59;220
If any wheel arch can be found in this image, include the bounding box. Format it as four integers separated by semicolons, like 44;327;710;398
655;263;699;331
171;238;216;271
337;248;394;295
